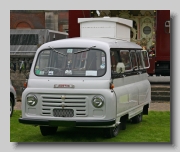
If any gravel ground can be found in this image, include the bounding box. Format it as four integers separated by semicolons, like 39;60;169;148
14;101;170;111
149;102;170;111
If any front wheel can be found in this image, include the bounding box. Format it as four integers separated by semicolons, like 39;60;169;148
40;126;58;136
103;124;120;138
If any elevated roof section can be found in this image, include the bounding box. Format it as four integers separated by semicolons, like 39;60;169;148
78;17;132;41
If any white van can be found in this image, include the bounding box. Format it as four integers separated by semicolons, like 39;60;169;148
19;17;151;138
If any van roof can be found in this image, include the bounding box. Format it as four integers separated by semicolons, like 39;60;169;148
40;37;142;50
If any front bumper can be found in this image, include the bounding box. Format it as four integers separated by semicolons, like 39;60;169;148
19;117;116;127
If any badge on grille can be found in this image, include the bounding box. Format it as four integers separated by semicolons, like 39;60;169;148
61;95;66;100
61;104;65;109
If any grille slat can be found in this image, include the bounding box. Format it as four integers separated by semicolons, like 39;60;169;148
41;94;88;117
76;111;86;114
42;96;86;100
42;110;51;112
42;102;62;106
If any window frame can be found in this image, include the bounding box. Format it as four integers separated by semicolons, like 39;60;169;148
136;50;144;70
34;48;107;77
110;48;150;79
130;50;138;71
141;50;150;69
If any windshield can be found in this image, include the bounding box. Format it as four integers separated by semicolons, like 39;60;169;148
34;48;106;77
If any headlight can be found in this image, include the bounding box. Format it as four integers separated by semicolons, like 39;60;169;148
92;96;104;108
26;94;38;106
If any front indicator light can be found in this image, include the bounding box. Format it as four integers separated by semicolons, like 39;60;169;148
92;96;104;108
27;95;38;106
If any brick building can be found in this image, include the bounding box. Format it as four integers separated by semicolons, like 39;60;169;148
10;10;69;32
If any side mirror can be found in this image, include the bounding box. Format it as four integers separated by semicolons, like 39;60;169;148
116;62;125;73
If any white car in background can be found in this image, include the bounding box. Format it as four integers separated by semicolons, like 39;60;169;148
10;80;17;117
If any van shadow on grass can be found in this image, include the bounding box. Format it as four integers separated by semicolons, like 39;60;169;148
47;127;106;142
30;121;135;142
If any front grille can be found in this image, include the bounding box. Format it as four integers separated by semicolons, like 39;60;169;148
53;109;74;117
40;94;88;117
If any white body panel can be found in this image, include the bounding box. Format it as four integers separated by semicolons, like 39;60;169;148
113;74;150;119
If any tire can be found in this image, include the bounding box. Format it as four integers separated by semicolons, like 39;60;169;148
120;121;126;130
120;117;127;130
10;97;14;117
103;124;120;138
131;113;143;124
40;126;58;136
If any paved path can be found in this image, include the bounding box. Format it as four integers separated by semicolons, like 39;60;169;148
149;102;170;111
14;102;170;111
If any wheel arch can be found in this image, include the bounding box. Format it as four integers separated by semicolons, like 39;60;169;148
143;104;149;115
120;114;128;122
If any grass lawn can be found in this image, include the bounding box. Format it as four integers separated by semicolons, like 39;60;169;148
10;110;170;142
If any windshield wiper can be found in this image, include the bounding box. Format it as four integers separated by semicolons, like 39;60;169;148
48;46;66;56
74;46;96;54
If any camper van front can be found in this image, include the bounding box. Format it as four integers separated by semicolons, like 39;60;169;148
19;41;119;129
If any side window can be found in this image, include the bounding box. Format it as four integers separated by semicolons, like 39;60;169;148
120;50;132;71
136;50;144;69
141;50;150;68
130;50;138;70
110;50;120;72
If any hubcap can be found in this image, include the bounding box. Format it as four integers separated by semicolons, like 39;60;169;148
138;113;142;122
113;125;119;134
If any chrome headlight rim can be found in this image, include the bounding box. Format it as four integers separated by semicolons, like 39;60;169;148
92;96;104;108
26;94;38;106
